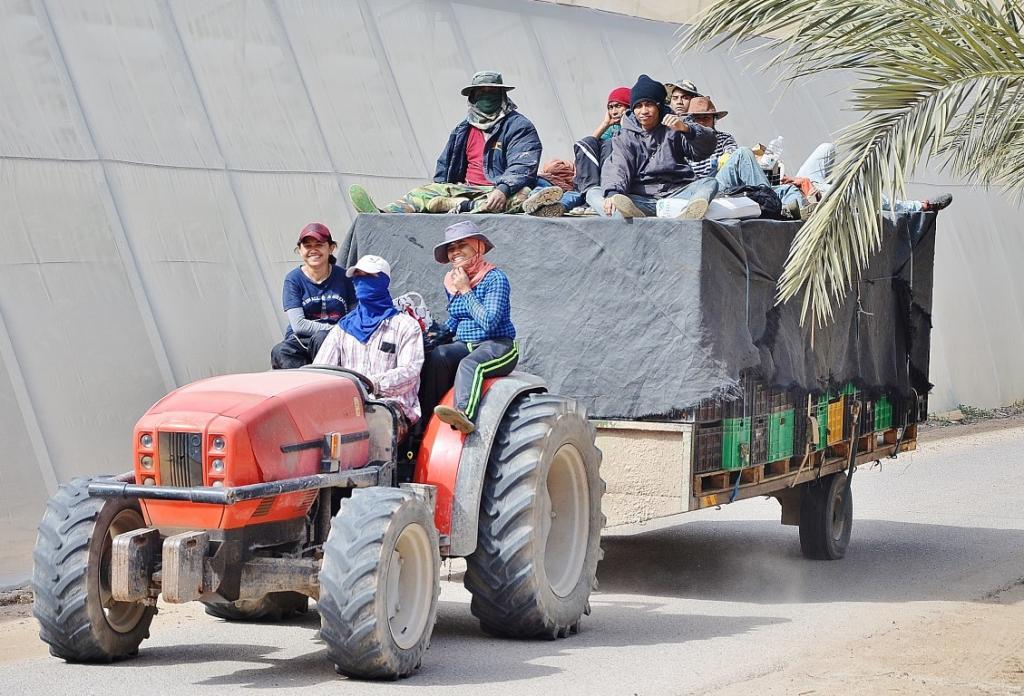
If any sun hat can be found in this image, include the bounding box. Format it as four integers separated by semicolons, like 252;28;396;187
433;220;494;263
665;78;701;97
686;96;729;120
460;71;515;97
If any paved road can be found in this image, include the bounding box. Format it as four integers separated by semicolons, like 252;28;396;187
3;425;1022;695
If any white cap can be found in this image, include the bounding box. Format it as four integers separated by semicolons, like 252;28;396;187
345;254;391;278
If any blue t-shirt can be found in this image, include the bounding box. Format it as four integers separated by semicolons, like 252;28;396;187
282;265;355;338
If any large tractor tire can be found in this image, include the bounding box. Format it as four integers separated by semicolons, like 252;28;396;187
465;393;604;639
203;592;309;622
318;487;440;680
32;478;156;662
799;472;853;560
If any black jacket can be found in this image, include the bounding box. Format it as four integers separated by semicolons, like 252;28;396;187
434;111;542;196
600;111;716;197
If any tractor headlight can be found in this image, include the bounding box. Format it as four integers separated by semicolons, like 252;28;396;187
211;458;224;473
142;476;156;486
211;480;224;488
139;433;153;449
140;455;153;470
211;436;225;452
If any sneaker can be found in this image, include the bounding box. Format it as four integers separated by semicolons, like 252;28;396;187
677;198;709;220
434;405;477;434
530;202;566;217
923;193;953;211
522;186;564;215
425;196;462;214
565;205;595;217
349;185;380;214
610;194;646;218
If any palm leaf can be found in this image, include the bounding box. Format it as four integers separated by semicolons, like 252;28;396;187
677;0;1024;323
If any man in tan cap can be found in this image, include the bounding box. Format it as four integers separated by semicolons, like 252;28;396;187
348;71;562;217
681;96;738;179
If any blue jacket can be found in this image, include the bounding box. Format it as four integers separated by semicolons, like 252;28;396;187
434;111;542;197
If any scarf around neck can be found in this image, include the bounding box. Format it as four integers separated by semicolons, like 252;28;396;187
467;95;517;130
340;274;400;344
444;239;497;295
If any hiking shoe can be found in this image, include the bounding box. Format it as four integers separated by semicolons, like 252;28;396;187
610;194;646;218
434;405;477;434
530;202;566;217
677;198;709;220
426;196;462;214
349;185;380;214
923;193;953;211
522;186;564;215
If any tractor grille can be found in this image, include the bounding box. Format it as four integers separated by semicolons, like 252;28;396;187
159;431;204;487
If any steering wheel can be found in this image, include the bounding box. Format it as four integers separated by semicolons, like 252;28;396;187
301;365;376;394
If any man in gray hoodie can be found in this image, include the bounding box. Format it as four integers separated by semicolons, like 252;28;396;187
587;74;719;219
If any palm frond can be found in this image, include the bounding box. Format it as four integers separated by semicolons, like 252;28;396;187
678;0;1024;324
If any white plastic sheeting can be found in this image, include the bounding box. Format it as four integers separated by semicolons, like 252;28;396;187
0;0;1021;585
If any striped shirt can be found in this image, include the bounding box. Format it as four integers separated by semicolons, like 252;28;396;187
691;130;738;178
312;313;425;424
444;269;516;343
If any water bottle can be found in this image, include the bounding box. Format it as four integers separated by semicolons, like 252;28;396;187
767;136;785;177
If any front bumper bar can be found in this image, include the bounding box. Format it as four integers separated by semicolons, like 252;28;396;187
88;466;384;505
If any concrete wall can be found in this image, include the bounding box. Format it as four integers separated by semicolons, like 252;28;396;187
1;0;1021;587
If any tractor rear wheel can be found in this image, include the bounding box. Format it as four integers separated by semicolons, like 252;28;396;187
799;472;853;560
465;393;604;639
318;487;440;679
32;478;156;662
203;592;308;622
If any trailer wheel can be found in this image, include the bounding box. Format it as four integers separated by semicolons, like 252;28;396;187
32;478;156;662
203;592;308;622
799;472;853;560
465;393;604;639
318;487;439;680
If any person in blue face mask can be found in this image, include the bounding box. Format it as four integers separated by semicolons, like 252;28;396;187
313;255;425;428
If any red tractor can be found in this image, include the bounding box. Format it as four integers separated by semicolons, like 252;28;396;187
30;366;603;679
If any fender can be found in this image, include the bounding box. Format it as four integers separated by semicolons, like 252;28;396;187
413;372;546;556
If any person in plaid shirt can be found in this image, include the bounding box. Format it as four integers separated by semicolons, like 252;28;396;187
421;220;518;434
313;255;425;426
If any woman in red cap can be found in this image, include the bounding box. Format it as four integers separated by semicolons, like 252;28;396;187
568;87;631;212
270;222;356;369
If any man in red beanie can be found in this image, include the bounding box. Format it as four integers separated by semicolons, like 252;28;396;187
566;87;631;212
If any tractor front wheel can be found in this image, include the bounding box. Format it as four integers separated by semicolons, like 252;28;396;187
32;478;156;662
465;393;604;639
318;487;440;679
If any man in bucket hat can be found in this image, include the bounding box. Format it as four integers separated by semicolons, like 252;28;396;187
348;71;561;217
418;220;518;434
665;78;702;119
679;95;738;179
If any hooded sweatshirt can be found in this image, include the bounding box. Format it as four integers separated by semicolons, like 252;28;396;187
600;110;717;198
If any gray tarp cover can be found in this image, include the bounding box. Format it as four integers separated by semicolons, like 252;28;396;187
341;214;935;420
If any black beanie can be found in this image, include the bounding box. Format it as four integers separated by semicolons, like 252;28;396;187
630;74;667;109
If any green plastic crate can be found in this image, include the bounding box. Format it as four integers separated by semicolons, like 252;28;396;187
722;417;751;470
814;395;830;451
875;395;893;431
840;383;858;398
768;408;795;461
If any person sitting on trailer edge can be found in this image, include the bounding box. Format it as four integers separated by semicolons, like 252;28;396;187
313;255;425;430
348;70;561;216
419;220;518;435
271;222;355;370
590;74;719;219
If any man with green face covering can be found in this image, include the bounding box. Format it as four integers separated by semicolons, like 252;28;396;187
349;71;559;216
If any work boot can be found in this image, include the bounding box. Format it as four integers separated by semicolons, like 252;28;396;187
349;185;380;214
522;186;564;215
434;405;477;434
677;198;709;220
610;193;646;218
425;196;462;214
531;202;566;217
922;193;953;211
